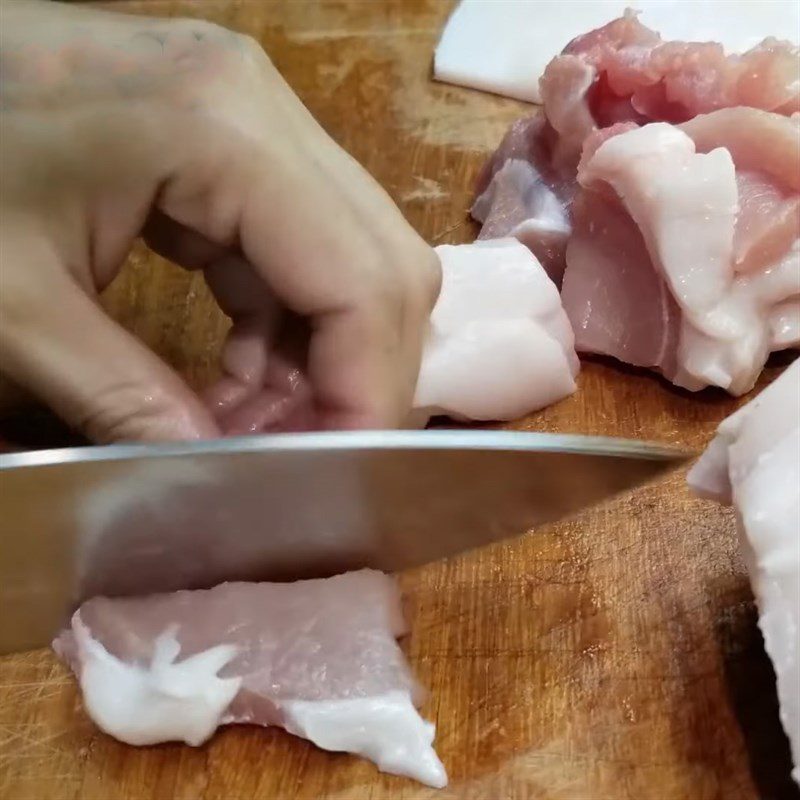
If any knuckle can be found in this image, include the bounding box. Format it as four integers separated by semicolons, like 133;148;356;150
79;382;196;443
347;240;442;344
207;29;268;76
166;18;232;60
347;267;404;348
362;242;442;324
394;242;442;318
351;246;403;308
163;21;264;93
413;245;443;311
233;32;267;61
371;267;406;310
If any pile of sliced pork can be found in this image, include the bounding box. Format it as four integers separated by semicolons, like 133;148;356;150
474;11;799;396
53;11;800;790
466;12;799;783
203;12;798;433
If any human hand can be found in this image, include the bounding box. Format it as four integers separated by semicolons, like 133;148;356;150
0;0;440;442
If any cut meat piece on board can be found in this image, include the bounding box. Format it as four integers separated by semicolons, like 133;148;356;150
561;110;800;394
560;182;680;375
470;116;637;286
471;10;799;281
540;11;799;166
433;0;800;104
471;158;572;282
53;569;447;788
688;358;800;785
681;110;800;275
470;115;576;283
414;239;579;421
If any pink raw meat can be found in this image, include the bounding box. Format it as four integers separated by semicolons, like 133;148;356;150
53;570;447;787
473;115;555;196
54;570;417;714
561;108;800;394
681;109;800;275
471;115;574;282
733;170;800;274
473;11;799;282
576;122;639;173
679;107;800;188
542;10;800;166
471;159;572;281
205;365;315;436
562;182;680;374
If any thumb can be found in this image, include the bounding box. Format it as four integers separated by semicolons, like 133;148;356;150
0;257;218;444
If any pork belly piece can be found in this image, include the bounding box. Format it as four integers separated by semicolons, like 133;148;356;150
470;116;575;282
688;358;800;785
559;175;682;375
561;109;800;394
541;10;800;166
471;11;799;280
414;239;579;421
53;569;447;788
433;0;799;105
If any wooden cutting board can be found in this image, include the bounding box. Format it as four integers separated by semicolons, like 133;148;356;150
0;2;796;798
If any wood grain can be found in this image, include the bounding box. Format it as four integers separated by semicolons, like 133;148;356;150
0;1;797;798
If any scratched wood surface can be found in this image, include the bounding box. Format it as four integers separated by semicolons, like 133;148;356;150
0;1;797;799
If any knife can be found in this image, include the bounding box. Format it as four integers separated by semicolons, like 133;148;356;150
0;430;689;653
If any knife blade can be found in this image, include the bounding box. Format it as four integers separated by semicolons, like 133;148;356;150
0;430;690;653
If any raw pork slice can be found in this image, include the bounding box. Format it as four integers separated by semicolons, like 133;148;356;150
688;358;800;785
471;11;800;280
561;109;800;394
541;10;800;166
53;569;447;788
414;239;579;421
434;0;799;104
470;115;575;282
